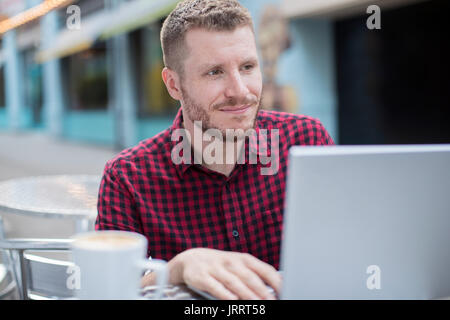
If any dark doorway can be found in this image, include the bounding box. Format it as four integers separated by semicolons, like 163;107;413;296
335;0;450;144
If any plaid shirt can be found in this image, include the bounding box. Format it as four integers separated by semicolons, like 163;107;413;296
96;108;334;269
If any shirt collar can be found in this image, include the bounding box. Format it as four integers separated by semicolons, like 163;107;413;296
169;107;193;178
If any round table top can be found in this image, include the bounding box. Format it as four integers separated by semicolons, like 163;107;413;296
0;175;101;220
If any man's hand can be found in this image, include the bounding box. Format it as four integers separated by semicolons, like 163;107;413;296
142;248;282;300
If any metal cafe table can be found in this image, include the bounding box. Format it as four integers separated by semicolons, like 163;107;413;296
0;175;101;233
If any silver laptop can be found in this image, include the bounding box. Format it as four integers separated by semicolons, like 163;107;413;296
280;144;450;299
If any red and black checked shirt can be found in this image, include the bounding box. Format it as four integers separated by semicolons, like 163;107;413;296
96;107;334;269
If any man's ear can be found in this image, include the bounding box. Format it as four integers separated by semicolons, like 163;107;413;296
162;67;182;101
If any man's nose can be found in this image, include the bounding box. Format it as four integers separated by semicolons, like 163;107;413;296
224;71;249;100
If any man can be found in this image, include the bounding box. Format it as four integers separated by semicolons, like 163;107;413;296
96;0;334;300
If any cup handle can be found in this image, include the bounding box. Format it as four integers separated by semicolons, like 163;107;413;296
137;259;168;300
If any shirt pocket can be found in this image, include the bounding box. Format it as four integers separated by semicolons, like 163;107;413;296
263;208;283;227
258;207;283;269
261;207;284;241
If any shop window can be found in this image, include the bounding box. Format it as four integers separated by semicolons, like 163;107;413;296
62;42;109;111
133;21;178;117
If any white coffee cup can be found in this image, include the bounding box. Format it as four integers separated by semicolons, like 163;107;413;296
71;230;167;300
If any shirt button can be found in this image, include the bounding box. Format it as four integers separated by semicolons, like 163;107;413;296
232;230;239;238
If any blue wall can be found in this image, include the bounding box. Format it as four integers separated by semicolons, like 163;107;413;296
0;107;34;129
137;117;173;143
0;109;7;129
280;19;338;141
63;110;115;145
19;107;34;128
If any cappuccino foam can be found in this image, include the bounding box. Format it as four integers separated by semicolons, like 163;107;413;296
74;233;141;250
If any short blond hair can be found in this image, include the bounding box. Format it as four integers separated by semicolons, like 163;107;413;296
161;0;254;77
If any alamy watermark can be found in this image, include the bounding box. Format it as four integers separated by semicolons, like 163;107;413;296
66;264;81;290
366;264;381;290
66;5;81;30
171;121;280;175
366;5;381;30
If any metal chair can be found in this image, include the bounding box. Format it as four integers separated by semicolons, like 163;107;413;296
0;215;18;300
0;238;74;300
0;262;17;300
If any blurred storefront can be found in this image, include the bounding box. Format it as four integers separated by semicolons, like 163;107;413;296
0;0;43;130
1;0;339;148
1;0;448;148
0;0;179;149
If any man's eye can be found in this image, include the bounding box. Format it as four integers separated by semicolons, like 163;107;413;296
207;69;221;76
243;64;254;71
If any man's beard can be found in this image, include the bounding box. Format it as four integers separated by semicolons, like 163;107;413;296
180;85;261;136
